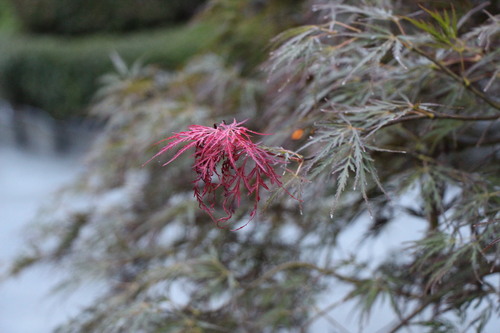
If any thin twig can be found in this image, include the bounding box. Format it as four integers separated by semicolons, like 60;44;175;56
367;110;500;133
428;110;500;121
411;46;500;111
247;261;361;289
387;300;432;333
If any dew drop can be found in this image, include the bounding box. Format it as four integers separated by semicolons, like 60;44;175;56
330;213;334;219
299;209;303;216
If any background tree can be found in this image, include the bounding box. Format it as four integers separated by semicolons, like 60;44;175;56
7;0;500;332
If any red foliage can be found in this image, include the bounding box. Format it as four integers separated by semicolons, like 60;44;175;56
146;119;286;228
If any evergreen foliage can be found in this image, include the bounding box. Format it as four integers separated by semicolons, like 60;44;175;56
7;0;500;331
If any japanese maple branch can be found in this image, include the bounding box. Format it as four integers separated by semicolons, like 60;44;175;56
247;261;361;287
387;299;434;333
247;261;423;298
219;261;362;314
411;46;500;111
388;262;500;333
369;111;500;133
428;111;500;121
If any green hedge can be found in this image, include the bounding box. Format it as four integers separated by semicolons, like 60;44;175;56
0;23;217;118
9;0;207;34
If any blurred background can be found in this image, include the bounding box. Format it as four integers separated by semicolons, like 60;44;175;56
1;0;208;331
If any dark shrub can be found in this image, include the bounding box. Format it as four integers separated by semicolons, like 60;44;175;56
9;0;207;34
0;23;217;118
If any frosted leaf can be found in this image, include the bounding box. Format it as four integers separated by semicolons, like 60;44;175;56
392;39;408;70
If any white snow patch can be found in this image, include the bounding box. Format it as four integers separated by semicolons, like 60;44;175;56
0;146;102;333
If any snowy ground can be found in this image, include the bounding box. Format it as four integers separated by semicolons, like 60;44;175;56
0;145;100;333
0;144;498;332
0;144;410;333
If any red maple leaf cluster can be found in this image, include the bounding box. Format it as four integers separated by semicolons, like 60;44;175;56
146;119;286;228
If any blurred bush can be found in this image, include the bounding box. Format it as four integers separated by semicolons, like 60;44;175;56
8;0;207;34
0;23;217;118
0;0;20;33
202;0;306;71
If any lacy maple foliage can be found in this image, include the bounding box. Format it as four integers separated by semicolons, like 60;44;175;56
146;119;287;228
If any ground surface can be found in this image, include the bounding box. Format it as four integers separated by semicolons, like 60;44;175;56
0;145;99;333
0;144;498;332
